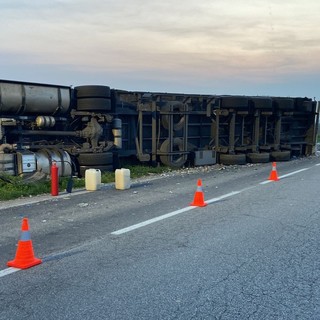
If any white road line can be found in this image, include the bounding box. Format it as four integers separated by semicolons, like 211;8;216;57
112;164;317;235
259;167;310;184
2;162;319;278
259;180;272;185
111;207;195;235
206;190;242;204
112;190;244;235
279;168;309;178
0;267;20;278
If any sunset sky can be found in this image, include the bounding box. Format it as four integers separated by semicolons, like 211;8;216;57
1;0;320;98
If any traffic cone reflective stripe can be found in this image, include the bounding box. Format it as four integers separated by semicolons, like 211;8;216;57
268;162;279;181
20;230;31;241
190;179;207;207
7;217;42;269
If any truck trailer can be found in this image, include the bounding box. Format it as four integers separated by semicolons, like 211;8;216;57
0;79;318;179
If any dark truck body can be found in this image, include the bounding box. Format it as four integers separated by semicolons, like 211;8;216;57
0;79;318;178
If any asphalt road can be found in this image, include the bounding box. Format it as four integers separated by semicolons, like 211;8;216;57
0;156;320;319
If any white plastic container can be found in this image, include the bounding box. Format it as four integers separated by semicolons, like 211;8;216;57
85;169;101;191
115;168;131;190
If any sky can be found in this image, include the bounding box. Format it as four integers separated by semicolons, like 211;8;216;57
1;0;320;98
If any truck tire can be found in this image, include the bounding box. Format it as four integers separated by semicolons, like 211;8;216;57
301;101;313;113
246;152;270;163
295;99;313;112
159;138;187;167
219;153;247;165
220;97;248;109
75;85;111;99
270;151;291;161
77;98;112;111
273;98;294;110
250;97;272;109
77;152;113;166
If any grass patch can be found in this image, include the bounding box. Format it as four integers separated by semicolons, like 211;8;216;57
0;164;172;201
0;175;52;201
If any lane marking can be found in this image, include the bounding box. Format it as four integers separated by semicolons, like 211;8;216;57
279;167;309;179
111;207;195;235
259;180;272;185
206;190;242;204
112;190;245;235
2;162;319;277
112;165;318;235
259;167;309;184
0;248;87;279
0;267;20;278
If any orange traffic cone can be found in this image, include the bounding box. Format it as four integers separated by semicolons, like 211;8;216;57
268;162;279;181
190;179;207;207
7;217;42;269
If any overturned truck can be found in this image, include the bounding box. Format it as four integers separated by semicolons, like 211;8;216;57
0;79;318;178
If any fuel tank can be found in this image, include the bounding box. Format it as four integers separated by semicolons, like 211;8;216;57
0;80;71;115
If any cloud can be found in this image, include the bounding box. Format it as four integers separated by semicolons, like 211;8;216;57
0;0;320;97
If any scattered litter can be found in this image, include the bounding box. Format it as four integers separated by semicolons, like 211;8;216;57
78;202;89;207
